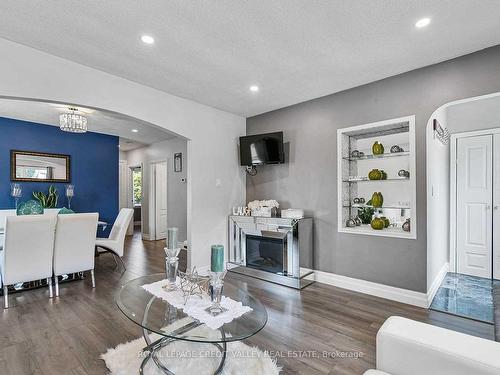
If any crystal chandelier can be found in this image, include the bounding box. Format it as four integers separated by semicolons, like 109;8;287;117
59;108;88;133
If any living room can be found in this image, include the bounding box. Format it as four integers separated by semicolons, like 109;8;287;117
1;2;500;375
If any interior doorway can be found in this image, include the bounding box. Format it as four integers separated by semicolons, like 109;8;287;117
131;166;143;235
451;131;500;280
150;160;168;240
426;92;500;322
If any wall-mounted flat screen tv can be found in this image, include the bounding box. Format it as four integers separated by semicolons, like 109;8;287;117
239;131;284;166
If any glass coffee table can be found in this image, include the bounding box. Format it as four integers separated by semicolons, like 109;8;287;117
116;273;268;374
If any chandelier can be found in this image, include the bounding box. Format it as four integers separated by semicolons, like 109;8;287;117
59;108;88;133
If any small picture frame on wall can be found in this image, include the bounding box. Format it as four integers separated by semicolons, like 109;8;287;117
174;152;182;172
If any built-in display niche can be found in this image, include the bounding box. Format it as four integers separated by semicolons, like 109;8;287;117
337;115;416;239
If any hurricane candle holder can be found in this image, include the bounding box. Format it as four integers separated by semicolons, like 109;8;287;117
206;271;227;315
10;183;22;209
65;184;74;209
164;247;181;291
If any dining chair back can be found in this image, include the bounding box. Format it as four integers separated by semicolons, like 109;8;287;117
1;215;57;307
108;208;134;257
53;213;98;296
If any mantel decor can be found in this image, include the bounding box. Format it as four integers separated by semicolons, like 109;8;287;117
10;150;71;183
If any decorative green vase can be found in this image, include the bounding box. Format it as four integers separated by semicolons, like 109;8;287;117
16;200;44;215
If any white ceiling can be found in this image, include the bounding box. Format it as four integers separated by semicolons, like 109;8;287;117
1;1;500;117
0;99;177;151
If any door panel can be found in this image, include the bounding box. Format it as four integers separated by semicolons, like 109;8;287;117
494;134;500;280
457;135;492;278
154;161;168;240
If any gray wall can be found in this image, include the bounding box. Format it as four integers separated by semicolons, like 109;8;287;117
246;45;500;293
448;94;500;134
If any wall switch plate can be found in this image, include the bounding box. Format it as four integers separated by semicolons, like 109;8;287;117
215;178;222;187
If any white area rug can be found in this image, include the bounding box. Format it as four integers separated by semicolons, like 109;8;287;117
101;331;280;375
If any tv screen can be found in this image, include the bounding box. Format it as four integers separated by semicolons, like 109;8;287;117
239;132;284;166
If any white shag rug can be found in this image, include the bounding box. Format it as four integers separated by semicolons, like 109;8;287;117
101;332;280;375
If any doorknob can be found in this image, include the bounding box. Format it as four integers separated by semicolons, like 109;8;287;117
487;205;491;210
495;205;499;210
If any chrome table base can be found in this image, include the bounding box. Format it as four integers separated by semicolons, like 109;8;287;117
140;321;227;375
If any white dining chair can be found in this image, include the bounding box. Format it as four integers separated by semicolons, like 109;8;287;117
0;209;16;251
95;208;133;270
0;215;57;308
53;213;99;297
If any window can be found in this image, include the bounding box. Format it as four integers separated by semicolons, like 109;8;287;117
132;167;142;206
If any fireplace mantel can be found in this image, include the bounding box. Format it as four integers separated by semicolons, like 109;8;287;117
228;215;314;289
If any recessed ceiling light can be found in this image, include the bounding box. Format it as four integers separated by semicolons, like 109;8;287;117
415;18;431;28
131;129;139;133
141;35;155;44
250;85;259;92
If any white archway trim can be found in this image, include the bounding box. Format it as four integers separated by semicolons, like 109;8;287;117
0;38;246;270
425;91;500;296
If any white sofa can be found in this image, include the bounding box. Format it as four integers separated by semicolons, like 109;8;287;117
365;316;500;375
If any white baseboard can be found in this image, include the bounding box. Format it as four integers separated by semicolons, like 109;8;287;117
302;268;428;308
141;233;154;241
427;262;449;307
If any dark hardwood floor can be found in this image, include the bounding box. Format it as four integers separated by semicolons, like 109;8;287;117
0;231;494;375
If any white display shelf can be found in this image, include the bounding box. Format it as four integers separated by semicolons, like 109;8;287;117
341;224;414;239
343;177;410;183
343;151;410;161
337;115;417;239
344;204;411;210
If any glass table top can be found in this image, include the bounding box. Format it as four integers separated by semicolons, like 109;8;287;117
116;273;268;343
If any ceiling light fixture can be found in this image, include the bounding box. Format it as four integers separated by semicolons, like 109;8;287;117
141;35;155;44
250;85;259;92
415;18;431;28
59;108;88;133
131;129;139;133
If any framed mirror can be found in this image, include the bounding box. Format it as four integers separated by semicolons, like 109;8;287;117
10;150;71;182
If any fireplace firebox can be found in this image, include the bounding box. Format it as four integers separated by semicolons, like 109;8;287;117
246;234;285;274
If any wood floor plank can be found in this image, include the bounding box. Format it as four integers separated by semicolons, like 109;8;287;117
1;229;493;374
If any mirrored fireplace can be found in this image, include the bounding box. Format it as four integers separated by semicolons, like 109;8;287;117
228;216;314;289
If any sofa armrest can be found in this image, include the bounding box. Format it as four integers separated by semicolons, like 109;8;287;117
376;316;500;375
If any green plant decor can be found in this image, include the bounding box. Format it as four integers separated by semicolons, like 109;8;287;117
32;185;59;208
358;206;375;224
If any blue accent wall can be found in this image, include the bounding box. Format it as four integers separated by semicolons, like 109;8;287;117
0;116;119;236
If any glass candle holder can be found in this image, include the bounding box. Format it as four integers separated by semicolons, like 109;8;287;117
206;271;227;316
164;247;181;291
10;183;22;209
66;184;75;209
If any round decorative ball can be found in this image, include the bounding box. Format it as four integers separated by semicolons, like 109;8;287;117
402;219;411;232
346;219;357;228
398;169;409;178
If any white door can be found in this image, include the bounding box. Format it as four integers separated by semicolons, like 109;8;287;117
494;134;500;280
119;160;129;209
154;161;168;240
456;135;492;278
119;161;134;235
